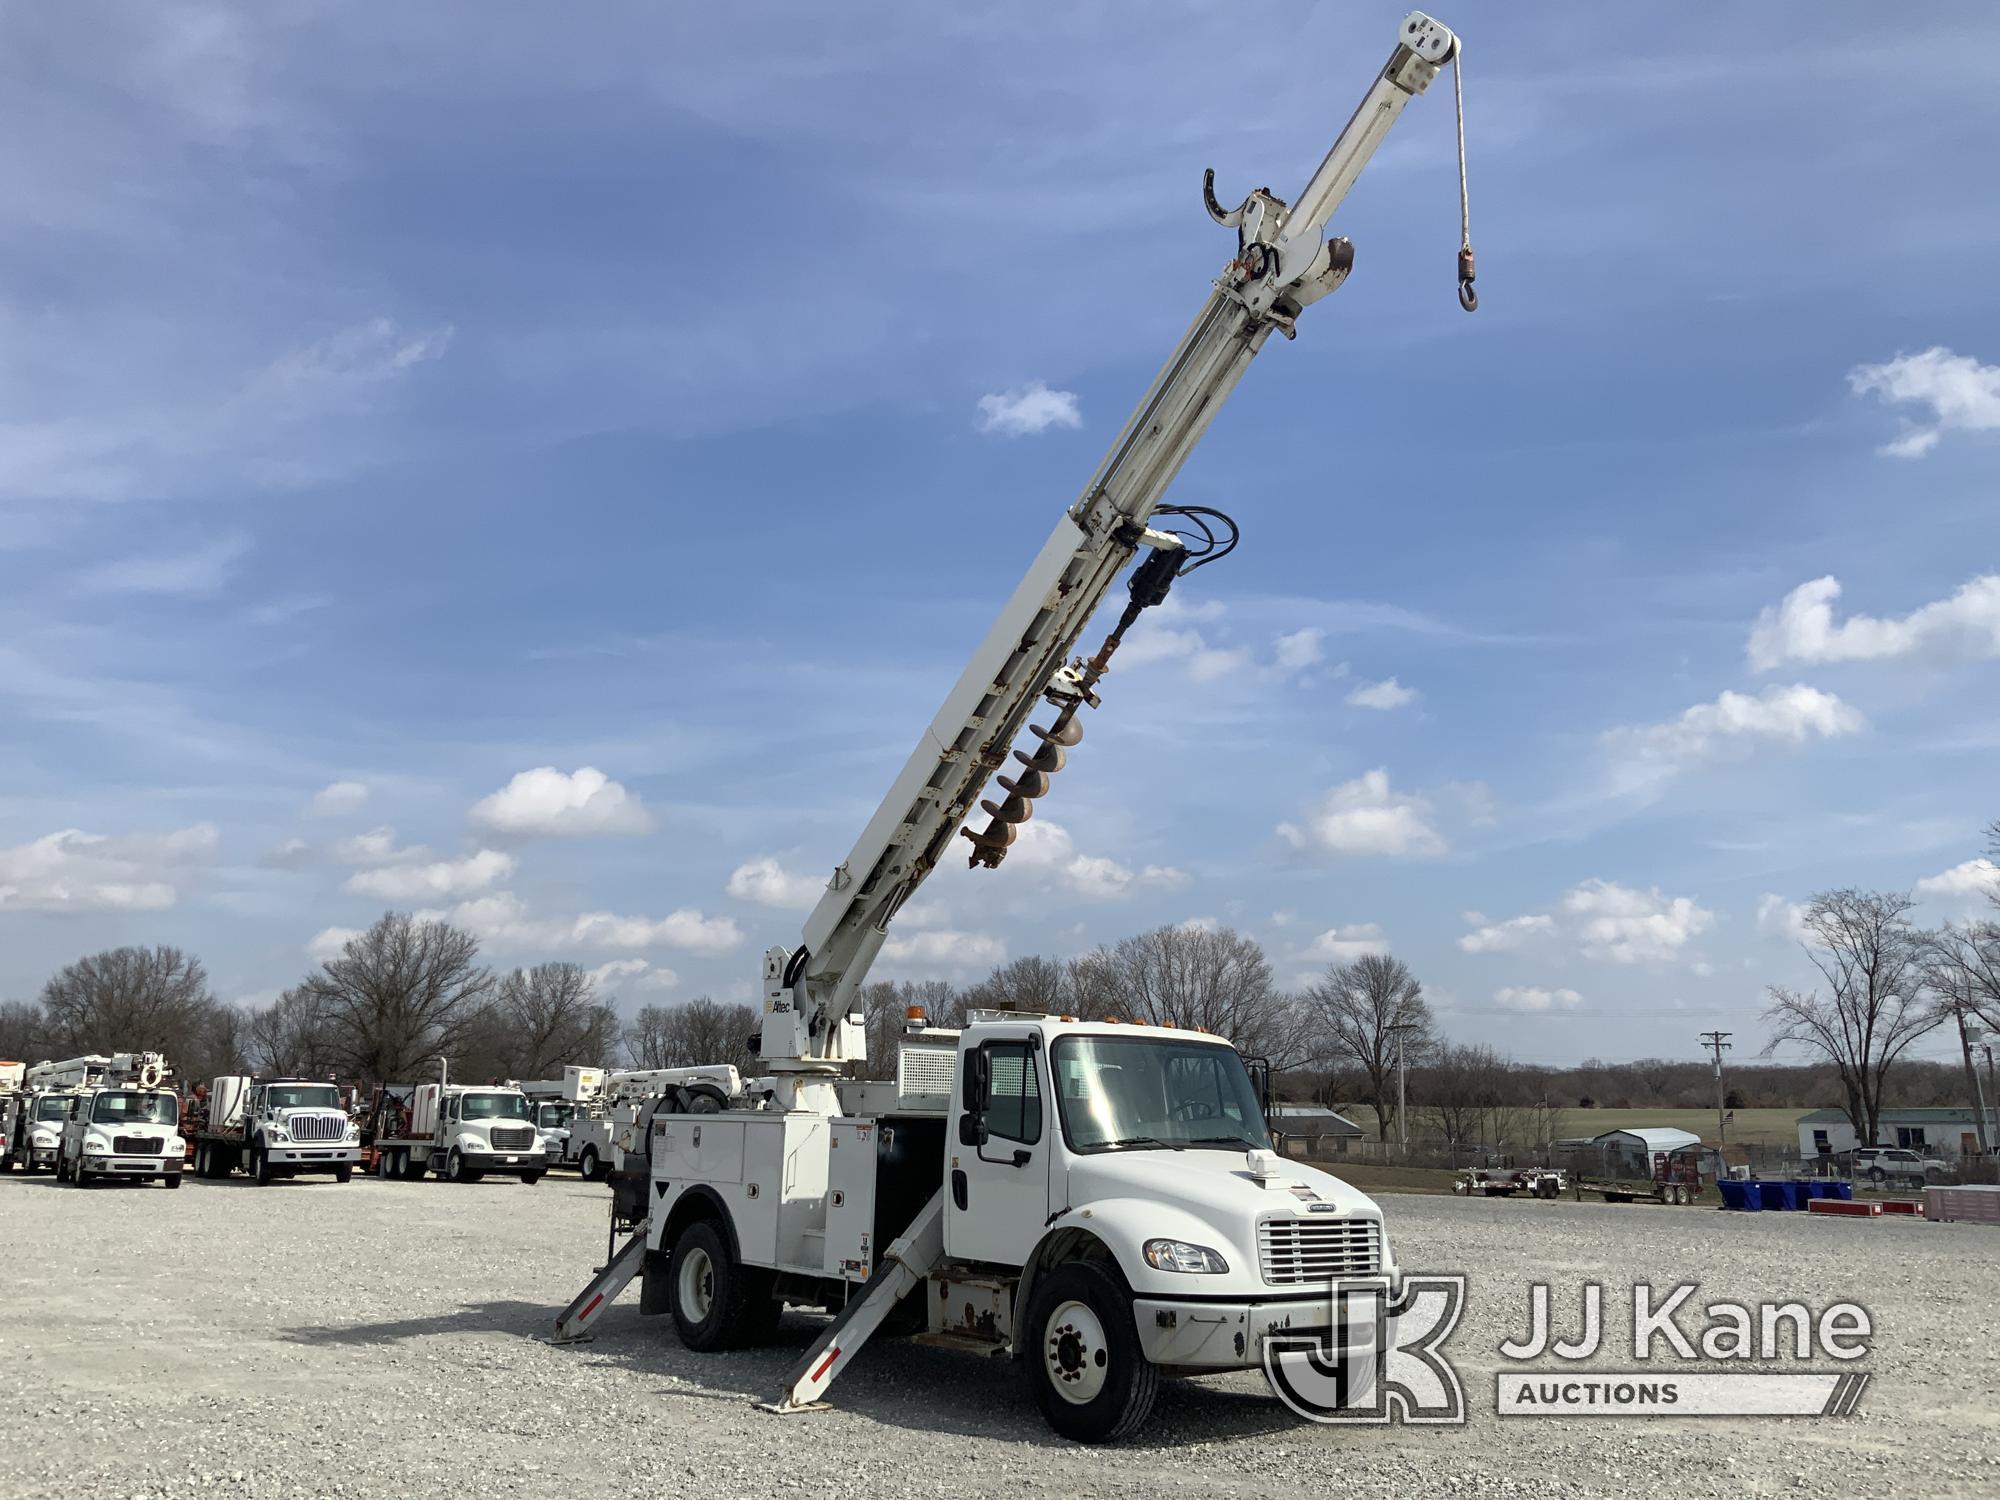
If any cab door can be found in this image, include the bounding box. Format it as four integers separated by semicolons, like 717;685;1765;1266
945;1032;1051;1266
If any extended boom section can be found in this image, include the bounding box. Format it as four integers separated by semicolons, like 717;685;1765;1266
761;12;1464;1083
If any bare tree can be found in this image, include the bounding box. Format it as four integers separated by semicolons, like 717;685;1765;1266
962;957;1070;1018
479;963;622;1080
297;913;495;1083
1303;954;1430;1141
1092;925;1298;1064
242;987;340;1078
38;946;222;1070
858;979;960;1077
624;997;758;1073
0;999;47;1062
1761;889;1941;1145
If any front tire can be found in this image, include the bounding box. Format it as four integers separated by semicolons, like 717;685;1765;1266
252;1145;275;1186
578;1147;601;1182
163;1173;183;1190
333;1165;353;1184
1023;1261;1159;1444
521;1171;544;1187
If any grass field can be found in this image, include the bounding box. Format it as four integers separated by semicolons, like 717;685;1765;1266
1341;1105;1808;1149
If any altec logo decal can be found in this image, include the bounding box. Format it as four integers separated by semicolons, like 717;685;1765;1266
1265;1278;1874;1424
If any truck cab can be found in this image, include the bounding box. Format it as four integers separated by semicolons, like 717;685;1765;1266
196;1076;362;1183
8;1090;78;1173
633;1014;1391;1441
59;1084;184;1188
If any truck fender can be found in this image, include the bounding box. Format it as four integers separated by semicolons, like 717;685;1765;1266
1015;1196;1236;1347
642;1184;742;1317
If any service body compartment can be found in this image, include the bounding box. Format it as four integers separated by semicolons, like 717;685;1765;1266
825;1118;882;1282
823;1113;947;1283
648;1110;832;1277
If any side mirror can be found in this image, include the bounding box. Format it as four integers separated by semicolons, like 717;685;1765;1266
962;1047;990;1114
957;1113;989;1147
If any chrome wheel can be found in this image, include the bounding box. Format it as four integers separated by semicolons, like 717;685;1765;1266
677;1244;716;1323
1044;1299;1110;1405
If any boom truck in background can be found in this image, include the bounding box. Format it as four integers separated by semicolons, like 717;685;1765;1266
5;1056;107;1173
559;1064;747;1181
192;1076;362;1184
0;1061;25;1171
556;13;1475;1442
366;1063;547;1184
53;1053;185;1188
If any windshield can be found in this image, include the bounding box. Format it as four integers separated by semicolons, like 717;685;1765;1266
537;1103;574;1130
1052;1036;1270;1153
459;1092;531;1122
34;1096;73;1122
266;1084;341;1111
90;1091;179;1127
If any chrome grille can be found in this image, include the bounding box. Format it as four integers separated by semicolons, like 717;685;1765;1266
286;1113;349;1143
1258;1217;1382;1284
113;1135;161;1154
489;1126;535;1150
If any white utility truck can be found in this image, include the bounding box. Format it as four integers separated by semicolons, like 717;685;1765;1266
56;1053;185;1188
0;1061;25;1173
555;11;1472;1442
5;1056;106;1173
192;1075;362;1184
567;1064;745;1181
370;1068;547;1184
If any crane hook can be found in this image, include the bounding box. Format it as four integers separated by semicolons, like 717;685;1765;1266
1457;247;1478;313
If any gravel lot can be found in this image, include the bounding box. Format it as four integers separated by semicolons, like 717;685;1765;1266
3;1172;1996;1500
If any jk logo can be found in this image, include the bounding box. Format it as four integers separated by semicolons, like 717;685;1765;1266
1263;1275;1467;1424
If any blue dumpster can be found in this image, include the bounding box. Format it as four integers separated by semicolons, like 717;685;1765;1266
1717;1179;1758;1211
1758;1180;1804;1210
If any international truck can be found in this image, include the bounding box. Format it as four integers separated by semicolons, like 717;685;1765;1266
55;1052;185;1188
191;1075;362;1183
553;10;1472;1442
368;1070;547;1184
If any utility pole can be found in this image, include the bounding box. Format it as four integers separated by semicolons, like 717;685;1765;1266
1956;1013;1992;1158
1387;1019;1422;1157
1700;1031;1733;1144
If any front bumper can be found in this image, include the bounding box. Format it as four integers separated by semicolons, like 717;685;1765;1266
84;1154;183;1179
1135;1294;1336;1369
29;1147;58;1167
265;1145;361;1169
461;1150;543;1175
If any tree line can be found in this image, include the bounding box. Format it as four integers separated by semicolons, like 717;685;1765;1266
4;814;1996;1148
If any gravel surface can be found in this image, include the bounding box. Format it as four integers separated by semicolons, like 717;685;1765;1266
3;1172;1996;1499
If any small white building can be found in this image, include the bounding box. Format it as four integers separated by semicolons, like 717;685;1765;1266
1796;1107;1990;1158
1594;1126;1702;1173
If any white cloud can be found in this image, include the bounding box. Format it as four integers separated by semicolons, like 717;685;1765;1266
344;848;515;900
1914;858;2000;902
1563;879;1714;964
1605;685;1863;766
726;856;824;911
307;926;360;963
1273;628;1326;673
76;533;251;596
881;928;1007;971
1303;923;1391;963
1848;346;2000;458
308;780;370;817
469;766;654;838
1456;911;1555;954
1178;915;1221;933
334;826;428;865
975;381;1081;437
260;317;454;398
585;958;679;995
261;837;314;870
1345;677;1417;711
1277;769;1445;858
0;823;218;913
1755;893;1811;943
1495;986;1583;1013
430;891;744;955
1007;820;1171;900
1747;575;2000;670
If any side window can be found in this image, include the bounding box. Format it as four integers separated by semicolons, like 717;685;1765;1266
982;1041;1042;1145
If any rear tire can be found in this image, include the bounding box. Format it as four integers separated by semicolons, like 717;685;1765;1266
1023;1260;1158;1444
667;1219;773;1351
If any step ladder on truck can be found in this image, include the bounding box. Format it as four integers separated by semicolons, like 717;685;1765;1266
554;10;1478;1443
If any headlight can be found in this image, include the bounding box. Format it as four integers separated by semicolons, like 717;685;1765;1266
85;1134;113;1153
267;1128;290;1142
1142;1239;1229;1274
345;1124;360;1140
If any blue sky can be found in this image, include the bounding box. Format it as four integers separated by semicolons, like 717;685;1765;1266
4;3;1997;1069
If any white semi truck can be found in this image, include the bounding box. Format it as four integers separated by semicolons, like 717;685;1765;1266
370;1070;547;1184
54;1053;185;1189
555;12;1471;1442
192;1075;362;1184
